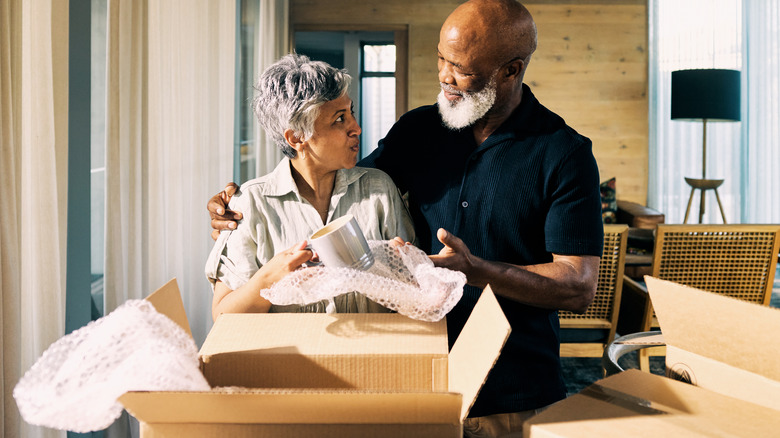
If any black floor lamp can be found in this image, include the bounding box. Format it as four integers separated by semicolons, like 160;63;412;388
671;68;740;224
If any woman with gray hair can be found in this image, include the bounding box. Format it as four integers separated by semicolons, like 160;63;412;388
205;54;415;320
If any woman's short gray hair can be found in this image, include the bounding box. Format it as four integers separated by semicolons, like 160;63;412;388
252;54;352;158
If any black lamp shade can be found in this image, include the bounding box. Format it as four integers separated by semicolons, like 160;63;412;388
671;69;741;121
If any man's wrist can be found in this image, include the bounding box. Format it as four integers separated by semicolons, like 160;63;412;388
465;255;489;288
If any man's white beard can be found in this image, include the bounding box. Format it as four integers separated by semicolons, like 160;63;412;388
437;78;497;130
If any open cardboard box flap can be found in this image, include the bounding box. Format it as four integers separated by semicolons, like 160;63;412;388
524;368;780;437
645;276;780;411
121;278;510;426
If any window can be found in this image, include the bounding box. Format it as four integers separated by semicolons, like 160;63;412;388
294;31;399;159
90;0;108;319
235;0;260;184
360;43;396;157
649;0;743;223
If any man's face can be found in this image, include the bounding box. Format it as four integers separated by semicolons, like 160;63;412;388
437;76;497;130
436;24;501;130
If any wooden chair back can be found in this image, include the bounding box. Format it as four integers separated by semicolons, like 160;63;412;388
560;224;629;358
652;224;780;305
618;224;780;371
637;224;780;329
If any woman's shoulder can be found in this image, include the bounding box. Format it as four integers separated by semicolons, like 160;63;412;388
340;166;401;199
231;178;268;203
227;173;288;212
351;166;397;186
238;166;296;196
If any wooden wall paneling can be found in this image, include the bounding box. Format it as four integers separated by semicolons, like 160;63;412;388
526;3;648;203
292;0;649;202
291;0;457;111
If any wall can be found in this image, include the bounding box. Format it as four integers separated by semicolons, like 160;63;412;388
291;0;648;202
526;1;648;203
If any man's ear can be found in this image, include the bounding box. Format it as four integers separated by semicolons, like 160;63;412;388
504;58;525;81
283;129;305;153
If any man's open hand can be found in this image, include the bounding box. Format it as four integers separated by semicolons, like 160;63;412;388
428;228;479;283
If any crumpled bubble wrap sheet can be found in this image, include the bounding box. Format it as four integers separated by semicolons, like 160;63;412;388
261;240;466;321
13;299;210;433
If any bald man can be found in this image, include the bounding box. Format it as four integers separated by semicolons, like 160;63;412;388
209;1;603;435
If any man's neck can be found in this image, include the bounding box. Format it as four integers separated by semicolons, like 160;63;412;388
471;85;524;145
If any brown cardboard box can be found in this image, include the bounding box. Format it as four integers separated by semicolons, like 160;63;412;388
645;276;780;411
524;368;780;437
197;312;449;391
119;279;511;437
525;277;780;437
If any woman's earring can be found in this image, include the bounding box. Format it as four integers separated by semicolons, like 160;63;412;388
300;150;306;160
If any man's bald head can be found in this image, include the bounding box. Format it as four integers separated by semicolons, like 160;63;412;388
436;0;537;133
442;0;537;70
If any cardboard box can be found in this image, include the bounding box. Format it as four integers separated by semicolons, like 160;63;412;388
119;279;511;437
525;276;780;437
644;276;780;411
197;312;449;391
524;368;780;437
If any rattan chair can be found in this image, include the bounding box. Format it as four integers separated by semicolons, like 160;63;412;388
617;224;780;370
559;224;629;363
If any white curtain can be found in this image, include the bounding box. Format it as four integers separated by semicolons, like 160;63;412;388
742;0;780;223
145;0;236;345
103;1;234;436
104;0;148;316
1;1;68;437
649;0;780;224
2;0;288;435
103;3;148;435
253;0;289;177
104;0;235;347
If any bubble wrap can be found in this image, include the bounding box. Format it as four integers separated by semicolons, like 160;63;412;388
13;299;210;433
261;240;466;321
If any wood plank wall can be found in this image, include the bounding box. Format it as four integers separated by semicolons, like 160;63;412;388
291;0;648;202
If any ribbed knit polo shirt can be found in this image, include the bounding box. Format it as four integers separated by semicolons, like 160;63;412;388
360;84;604;416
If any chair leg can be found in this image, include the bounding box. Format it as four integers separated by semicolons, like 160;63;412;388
638;349;650;372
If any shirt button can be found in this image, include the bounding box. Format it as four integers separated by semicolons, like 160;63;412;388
461;201;469;208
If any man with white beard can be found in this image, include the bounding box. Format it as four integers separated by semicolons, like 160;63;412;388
438;77;498;130
209;1;603;436
361;2;603;435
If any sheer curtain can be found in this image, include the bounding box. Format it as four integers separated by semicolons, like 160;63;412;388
145;0;236;345
1;1;68;437
103;1;290;432
253;0;289;177
104;0;235;348
649;0;780;224
104;0;148;316
648;0;743;223
742;1;780;223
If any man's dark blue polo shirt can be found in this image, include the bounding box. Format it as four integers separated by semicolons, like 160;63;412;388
360;84;604;416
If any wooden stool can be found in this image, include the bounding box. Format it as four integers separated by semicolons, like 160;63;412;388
683;177;727;224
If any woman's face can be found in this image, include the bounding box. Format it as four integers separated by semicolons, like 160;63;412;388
305;93;362;172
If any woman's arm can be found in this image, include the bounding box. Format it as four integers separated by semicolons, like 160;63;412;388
211;241;314;321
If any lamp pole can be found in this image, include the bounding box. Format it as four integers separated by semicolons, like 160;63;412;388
701;118;707;179
684;118;727;224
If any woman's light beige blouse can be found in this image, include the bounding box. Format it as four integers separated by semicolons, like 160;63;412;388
205;157;416;312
